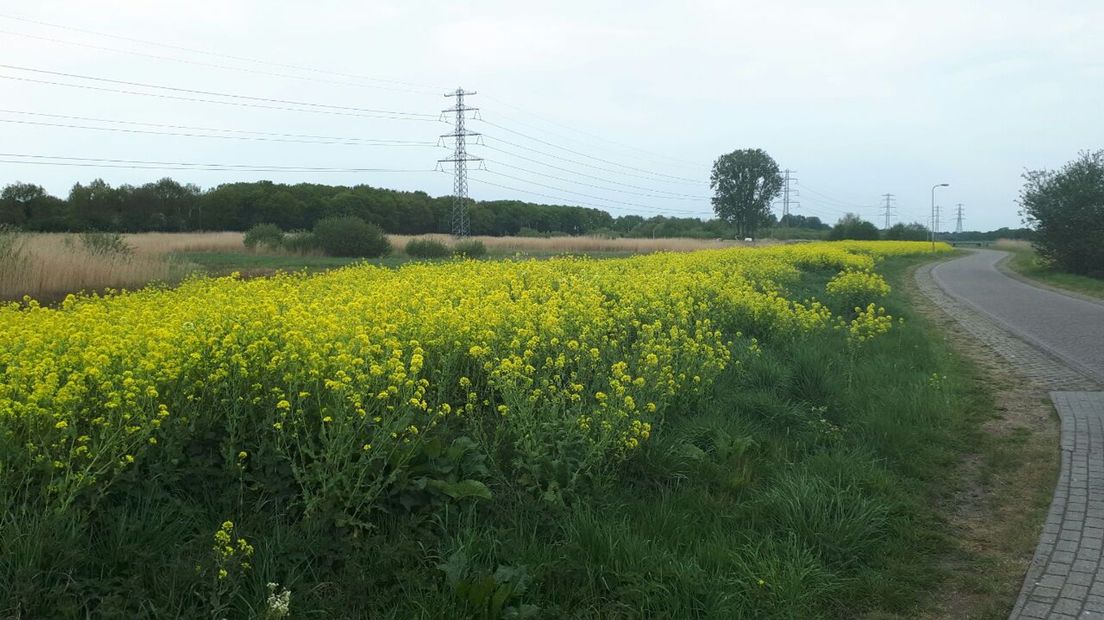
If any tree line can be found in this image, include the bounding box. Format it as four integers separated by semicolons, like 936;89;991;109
0;178;748;238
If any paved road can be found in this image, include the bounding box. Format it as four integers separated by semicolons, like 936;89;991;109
932;250;1104;383
925;250;1104;619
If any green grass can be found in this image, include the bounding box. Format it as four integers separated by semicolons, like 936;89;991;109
173;250;639;277
171;251;402;274
1002;244;1104;299
0;257;1001;619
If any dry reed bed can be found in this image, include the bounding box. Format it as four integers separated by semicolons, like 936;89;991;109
1;232;761;302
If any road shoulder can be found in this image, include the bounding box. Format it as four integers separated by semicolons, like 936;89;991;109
909;259;1061;618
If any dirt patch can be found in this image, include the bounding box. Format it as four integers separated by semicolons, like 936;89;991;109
907;265;1060;619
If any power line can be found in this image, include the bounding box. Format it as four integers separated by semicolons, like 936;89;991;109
955;203;965;233
795;182;879;210
480;97;703;171
481;132;704;187
0;13;444;93
0;114;439;147
0;64;437;119
483;159;708;202
0;74;437;122
881;193;895;230
478;169;710;217
476;119;704;185
0;28;437;96
479;145;710;199
468;174;709;218
0;152;434;173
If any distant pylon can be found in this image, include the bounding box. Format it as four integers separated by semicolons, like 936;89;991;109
438;88;482;238
954;203;965;233
881;193;895;230
780;169;799;221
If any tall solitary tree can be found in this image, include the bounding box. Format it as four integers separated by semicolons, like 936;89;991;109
710;148;783;239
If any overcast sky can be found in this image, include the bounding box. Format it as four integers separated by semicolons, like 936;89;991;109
3;1;1102;231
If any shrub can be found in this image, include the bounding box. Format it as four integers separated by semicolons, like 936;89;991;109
313;216;391;258
1020;150;1104;276
828;214;880;241
825;270;891;315
405;238;451;259
452;239;487;259
78;231;133;258
243;223;285;251
282;230;318;254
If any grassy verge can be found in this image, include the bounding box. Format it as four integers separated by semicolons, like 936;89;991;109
2;255;1012;618
999;243;1104;299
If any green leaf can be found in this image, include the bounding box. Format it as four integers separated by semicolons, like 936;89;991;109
427;479;492;500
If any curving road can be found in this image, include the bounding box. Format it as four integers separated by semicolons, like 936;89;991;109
931;249;1104;384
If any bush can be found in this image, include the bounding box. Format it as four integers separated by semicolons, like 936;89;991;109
1020;150;1104;276
313;216;391;258
405;238;451;259
452;239;487;259
78;231;133;257
282;230;318;254
825;270;891;315
828;214;880;241
243;223;285;251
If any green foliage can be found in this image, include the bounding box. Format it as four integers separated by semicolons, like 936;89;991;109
884;222;929;241
453;239;488;259
829;213;881;240
243;223;286;251
78;231;133;257
405;238;452;259
1020;150;1104;276
710;148;783;239
766;226;829;241
0;257;990;618
281;230;317;254
313;216;391;258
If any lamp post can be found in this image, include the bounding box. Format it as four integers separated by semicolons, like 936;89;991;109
931;183;949;250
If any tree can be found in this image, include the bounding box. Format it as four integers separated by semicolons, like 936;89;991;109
1020;150;1104;276
1;182;50;227
884;222;929;241
828;213;880;240
710;149;783;239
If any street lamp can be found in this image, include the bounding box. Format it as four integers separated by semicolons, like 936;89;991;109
931;183;949;250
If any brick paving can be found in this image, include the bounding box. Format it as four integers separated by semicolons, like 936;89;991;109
1011;392;1104;619
914;256;1104;619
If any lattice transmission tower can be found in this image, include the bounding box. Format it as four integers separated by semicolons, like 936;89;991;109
954;203;965;233
780;169;799;221
438;88;482;237
881;193;895;230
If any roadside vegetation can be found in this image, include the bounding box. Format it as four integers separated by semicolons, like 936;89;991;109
996;239;1104;300
1019;150;1104;279
0;241;1029;619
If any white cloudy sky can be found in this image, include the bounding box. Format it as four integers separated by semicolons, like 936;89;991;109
2;0;1102;230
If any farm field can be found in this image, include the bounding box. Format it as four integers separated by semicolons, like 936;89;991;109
0;230;760;302
2;240;1034;618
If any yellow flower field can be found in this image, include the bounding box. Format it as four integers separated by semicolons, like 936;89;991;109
0;241;950;523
